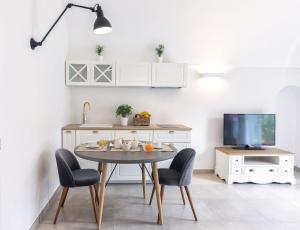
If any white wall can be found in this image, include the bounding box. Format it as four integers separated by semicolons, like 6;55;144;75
1;0;70;229
65;0;300;169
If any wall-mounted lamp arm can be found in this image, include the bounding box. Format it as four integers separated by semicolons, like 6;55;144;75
30;3;101;50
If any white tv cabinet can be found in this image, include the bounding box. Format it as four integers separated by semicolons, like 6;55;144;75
215;147;295;184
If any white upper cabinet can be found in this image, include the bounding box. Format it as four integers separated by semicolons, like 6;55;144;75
116;62;152;87
66;61;90;86
91;62;115;86
66;60;188;88
151;63;187;88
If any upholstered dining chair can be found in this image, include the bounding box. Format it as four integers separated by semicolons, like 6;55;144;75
149;148;198;221
54;149;100;224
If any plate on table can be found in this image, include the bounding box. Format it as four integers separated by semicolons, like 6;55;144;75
86;143;99;149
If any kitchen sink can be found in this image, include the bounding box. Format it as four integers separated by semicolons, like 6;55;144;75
80;124;113;128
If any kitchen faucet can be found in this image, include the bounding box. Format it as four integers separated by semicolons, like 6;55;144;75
82;102;91;124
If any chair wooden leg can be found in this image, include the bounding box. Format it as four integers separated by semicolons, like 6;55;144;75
89;186;98;224
61;187;69;208
142;163;146;199
149;185;155;205
53;187;69;224
94;184;99;205
184;186;198;221
180;186;186;205
157;185;165;224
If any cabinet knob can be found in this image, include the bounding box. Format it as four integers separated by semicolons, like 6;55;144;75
93;130;99;134
269;169;274;172
235;160;239;162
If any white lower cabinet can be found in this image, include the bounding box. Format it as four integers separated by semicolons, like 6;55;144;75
112;130;153;181
76;130;114;170
62;130;76;152
62;128;191;182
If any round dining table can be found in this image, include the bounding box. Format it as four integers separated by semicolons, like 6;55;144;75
74;144;177;230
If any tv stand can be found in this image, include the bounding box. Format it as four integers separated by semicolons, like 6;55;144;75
232;145;265;150
215;147;295;184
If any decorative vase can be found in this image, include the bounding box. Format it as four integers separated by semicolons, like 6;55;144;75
120;116;129;126
158;56;163;63
98;55;103;63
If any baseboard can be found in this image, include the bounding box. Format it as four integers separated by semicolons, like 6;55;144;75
295;166;300;172
29;186;61;230
193;169;214;174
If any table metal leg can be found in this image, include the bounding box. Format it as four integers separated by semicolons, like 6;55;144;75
142;163;146;199
152;162;163;225
97;163;108;230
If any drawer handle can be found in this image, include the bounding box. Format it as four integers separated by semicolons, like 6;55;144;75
65;130;71;133
285;170;288;173
169;130;175;134
269;169;274;172
235;170;239;172
131;130;137;134
93;130;99;134
235;160;239;162
285;160;288;162
249;169;255;172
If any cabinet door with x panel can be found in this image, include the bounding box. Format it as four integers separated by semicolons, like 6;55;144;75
91;62;115;86
66;61;90;86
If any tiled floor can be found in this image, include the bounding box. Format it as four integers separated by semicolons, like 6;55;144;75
36;172;300;230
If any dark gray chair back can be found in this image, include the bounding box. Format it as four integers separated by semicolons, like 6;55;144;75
170;148;196;186
55;149;80;187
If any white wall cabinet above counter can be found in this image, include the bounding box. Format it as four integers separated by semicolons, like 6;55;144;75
65;61;188;88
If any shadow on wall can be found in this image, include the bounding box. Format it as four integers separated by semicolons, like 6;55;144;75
195;117;223;169
276;86;300;167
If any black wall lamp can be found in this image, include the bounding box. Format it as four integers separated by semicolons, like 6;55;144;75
30;3;112;50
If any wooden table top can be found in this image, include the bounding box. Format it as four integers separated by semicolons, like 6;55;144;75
63;123;192;131
215;147;294;156
74;144;178;164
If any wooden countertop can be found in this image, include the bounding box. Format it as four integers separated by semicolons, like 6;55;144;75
62;124;192;131
215;147;294;156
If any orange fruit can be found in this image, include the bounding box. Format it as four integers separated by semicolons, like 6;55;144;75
145;143;153;152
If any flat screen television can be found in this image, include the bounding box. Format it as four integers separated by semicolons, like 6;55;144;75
223;114;276;150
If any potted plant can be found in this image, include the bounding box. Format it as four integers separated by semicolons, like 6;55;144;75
155;44;165;63
96;45;104;62
116;104;133;126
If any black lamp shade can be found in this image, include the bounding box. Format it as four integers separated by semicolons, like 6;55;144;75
93;15;112;34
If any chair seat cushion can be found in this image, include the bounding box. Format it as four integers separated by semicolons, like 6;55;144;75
156;168;180;186
73;169;100;187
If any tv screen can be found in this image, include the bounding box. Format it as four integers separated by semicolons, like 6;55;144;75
223;114;275;147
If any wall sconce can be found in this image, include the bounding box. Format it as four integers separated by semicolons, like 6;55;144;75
30;3;112;50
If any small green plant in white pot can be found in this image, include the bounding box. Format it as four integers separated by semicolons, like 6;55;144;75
155;44;165;63
116;104;133;126
96;45;104;62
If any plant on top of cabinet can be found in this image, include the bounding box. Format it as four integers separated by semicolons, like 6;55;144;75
116;104;133;126
95;44;104;62
155;44;165;63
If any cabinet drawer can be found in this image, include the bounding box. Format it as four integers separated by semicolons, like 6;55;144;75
153;130;191;143
244;166;278;176
115;130;153;142
76;130;115;143
230;156;243;166
281;166;293;176
231;167;242;176
280;156;293;165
